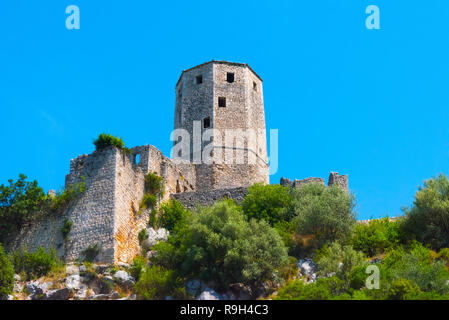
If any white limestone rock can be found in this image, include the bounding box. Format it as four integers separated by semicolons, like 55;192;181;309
66;275;81;290
66;264;79;276
113;270;135;288
142;227;169;249
196;288;222;300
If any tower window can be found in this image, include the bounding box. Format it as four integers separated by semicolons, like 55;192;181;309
203;117;210;128
253;81;257;91
227;72;234;83
196;75;203;84
218;97;226;108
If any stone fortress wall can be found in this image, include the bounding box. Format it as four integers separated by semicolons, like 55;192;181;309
6;61;348;264
7;145;197;264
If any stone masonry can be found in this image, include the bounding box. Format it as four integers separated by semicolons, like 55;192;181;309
7;61;348;264
280;172;349;192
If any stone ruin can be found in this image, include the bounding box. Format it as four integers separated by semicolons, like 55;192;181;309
280;172;348;192
6;61;348;264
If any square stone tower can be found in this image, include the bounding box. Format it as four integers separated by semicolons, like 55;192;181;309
174;61;269;191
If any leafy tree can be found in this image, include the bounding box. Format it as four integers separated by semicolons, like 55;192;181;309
291;183;357;246
241;183;292;225
0;243;14;299
153;200;289;290
401;174;449;250
351;218;403;257
0;174;47;242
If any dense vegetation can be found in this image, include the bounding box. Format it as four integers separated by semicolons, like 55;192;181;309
0;174;85;243
0;244;14;299
2;171;449;300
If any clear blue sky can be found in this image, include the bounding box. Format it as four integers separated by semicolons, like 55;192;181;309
1;1;449;220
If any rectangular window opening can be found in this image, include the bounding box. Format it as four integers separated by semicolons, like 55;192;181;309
196;75;203;84
227;72;234;83
253;81;257;91
218;97;226;108
203;117;211;128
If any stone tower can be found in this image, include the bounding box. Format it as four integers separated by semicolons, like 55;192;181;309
174;61;269;191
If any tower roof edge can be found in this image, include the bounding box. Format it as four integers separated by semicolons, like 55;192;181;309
175;60;263;87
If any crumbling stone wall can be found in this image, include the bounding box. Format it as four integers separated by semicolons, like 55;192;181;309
172;186;248;211
64;147;118;263
113;150;147;263
6;214;66;258
8;144;198;264
280;172;349;192
328;172;348;192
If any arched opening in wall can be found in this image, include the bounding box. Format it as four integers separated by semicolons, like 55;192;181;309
176;180;181;193
134;153;141;165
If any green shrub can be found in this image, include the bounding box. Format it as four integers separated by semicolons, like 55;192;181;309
315;242;366;288
351;218;403;257
140;194;157;211
382;243;449;295
291;183;357;246
93;133;125;151
138;229;148;245
9;247;59;280
348;265;368;290
134;266;183;300
80;244;99;263
153;200;289;290
241;183;291;225
130;255;147;281
274;277;344;300
144;173;164;196
279;257;299;281
61;219;73;240
401;174;449;250
387;278;421;300
439;248;449;266
157;200;189;232
0;243;14;299
49;178;85;214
